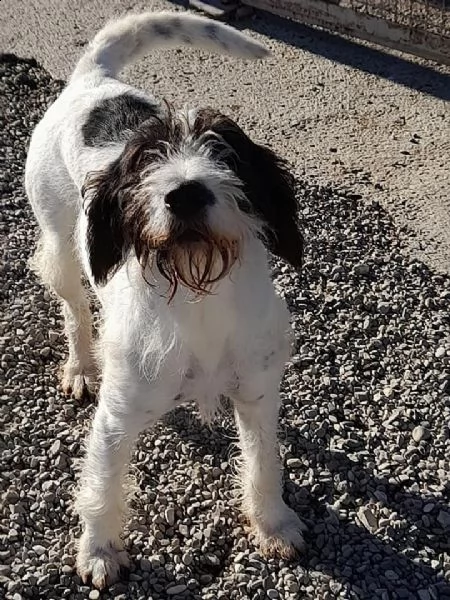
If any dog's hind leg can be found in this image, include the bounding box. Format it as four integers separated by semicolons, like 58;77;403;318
31;233;96;399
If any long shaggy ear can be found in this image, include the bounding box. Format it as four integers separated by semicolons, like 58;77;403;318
82;115;175;284
82;160;129;285
194;110;303;270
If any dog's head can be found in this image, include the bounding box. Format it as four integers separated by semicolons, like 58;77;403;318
82;106;303;299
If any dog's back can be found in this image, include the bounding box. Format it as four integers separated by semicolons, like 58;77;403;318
26;11;269;220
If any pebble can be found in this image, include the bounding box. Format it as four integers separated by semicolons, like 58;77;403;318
140;558;151;572
0;565;11;576
412;425;427;442
165;506;175;526
1;56;449;600
437;510;450;529
5;488;20;504
354;263;370;275
32;545;46;556
167;584;187;595
286;458;302;468
357;506;379;531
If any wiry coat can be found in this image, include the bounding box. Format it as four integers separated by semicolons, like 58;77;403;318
25;11;305;590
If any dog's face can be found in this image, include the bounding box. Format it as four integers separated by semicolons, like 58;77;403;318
83;107;303;298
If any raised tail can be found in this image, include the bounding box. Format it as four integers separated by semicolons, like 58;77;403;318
71;10;270;80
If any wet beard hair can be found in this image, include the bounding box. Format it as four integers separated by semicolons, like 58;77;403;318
134;224;240;302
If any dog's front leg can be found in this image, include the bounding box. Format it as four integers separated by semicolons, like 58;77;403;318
234;375;306;557
75;370;156;589
75;401;135;589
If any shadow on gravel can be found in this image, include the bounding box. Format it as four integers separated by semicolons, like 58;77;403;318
166;408;450;597
282;440;450;598
3;54;449;600
164;180;450;597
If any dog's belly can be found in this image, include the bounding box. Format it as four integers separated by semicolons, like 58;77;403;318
178;355;238;421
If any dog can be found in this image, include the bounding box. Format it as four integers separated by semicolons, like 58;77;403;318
25;11;305;589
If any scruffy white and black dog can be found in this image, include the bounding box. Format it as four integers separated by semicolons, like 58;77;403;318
25;11;305;589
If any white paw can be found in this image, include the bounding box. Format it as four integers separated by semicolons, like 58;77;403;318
76;535;129;589
61;362;96;400
251;505;307;559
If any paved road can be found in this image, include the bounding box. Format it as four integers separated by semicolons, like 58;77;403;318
2;0;449;273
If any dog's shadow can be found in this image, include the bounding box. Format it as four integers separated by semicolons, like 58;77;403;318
161;405;450;597
136;180;450;596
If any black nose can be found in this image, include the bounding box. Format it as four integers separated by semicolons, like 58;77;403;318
165;181;215;220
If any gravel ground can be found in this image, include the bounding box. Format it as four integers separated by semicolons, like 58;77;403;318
1;55;450;600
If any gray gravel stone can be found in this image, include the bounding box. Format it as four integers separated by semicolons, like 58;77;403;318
412;425;429;442
357;506;379;532
2;52;450;600
167;584;187;595
437;510;450;529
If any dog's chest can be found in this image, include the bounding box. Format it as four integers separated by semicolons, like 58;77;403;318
175;290;236;372
160;287;243;415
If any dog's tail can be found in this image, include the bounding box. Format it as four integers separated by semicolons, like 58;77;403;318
71;11;269;80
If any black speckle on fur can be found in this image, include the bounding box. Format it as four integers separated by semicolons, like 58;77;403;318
153;22;174;38
82;94;160;147
205;23;218;40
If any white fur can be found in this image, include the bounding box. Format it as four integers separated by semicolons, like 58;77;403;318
25;10;304;590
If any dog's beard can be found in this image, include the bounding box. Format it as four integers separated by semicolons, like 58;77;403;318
135;223;240;301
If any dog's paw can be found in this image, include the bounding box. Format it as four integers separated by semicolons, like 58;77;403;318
76;538;129;589
61;363;96;400
252;505;306;559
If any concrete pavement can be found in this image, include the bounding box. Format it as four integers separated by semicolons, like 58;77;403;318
1;0;449;273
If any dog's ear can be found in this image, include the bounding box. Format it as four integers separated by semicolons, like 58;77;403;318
194;110;303;270
82;117;171;285
82;155;137;285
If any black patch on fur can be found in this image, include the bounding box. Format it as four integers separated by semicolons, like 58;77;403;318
193;109;304;270
82;94;160;147
82;111;180;284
